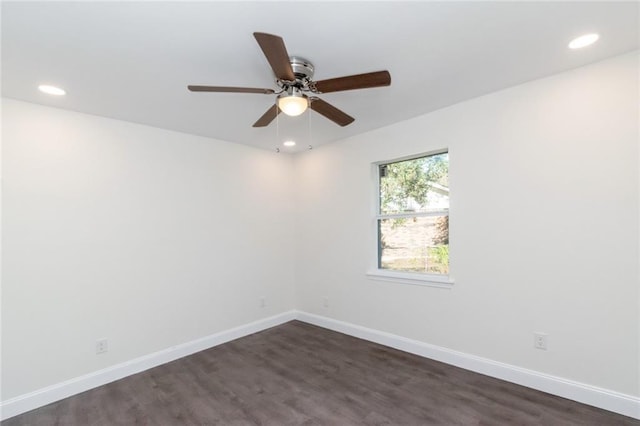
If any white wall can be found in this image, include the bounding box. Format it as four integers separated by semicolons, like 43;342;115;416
1;99;295;399
294;52;639;396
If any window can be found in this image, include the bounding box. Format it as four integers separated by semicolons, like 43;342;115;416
370;151;451;286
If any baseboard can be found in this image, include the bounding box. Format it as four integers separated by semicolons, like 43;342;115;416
295;311;640;420
0;310;297;421
3;310;638;421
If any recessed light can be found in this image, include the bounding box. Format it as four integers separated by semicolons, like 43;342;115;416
568;33;599;49
38;85;66;96
283;140;296;147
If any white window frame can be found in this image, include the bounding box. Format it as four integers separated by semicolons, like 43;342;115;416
367;149;454;288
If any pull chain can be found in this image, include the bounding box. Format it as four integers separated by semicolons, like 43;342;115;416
307;100;313;150
275;101;280;153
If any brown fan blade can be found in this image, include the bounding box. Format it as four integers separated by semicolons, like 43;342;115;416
253;32;295;81
309;98;354;127
253;104;281;127
314;71;391;94
188;85;274;94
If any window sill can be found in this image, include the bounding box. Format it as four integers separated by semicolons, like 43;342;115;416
366;269;454;288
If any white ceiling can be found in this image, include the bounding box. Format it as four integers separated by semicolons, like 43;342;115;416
2;1;638;152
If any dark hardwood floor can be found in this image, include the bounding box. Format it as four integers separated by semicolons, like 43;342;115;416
3;321;638;425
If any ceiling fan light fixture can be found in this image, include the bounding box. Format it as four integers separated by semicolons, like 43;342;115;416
277;88;308;116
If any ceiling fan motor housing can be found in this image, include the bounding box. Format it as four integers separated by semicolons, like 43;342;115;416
289;56;314;80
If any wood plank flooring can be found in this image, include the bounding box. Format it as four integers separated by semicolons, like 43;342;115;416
3;321;638;425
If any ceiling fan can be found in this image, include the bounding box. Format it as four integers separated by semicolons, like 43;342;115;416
188;32;391;128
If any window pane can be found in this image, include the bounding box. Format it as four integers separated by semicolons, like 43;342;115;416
378;215;449;274
379;153;449;214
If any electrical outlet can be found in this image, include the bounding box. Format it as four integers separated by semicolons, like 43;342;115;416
260;297;266;308
534;332;548;350
96;338;108;354
322;297;329;308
